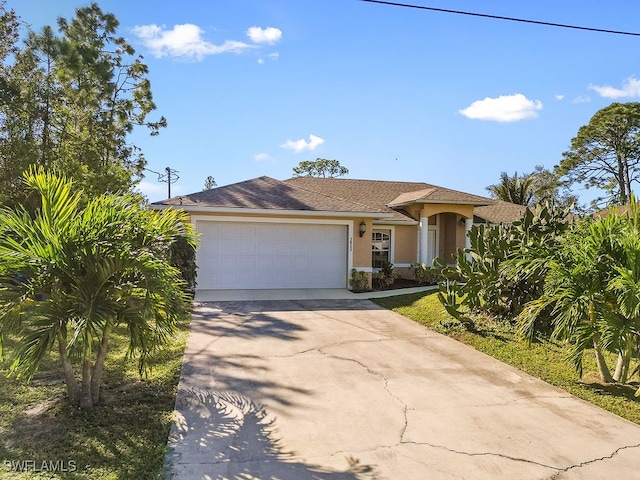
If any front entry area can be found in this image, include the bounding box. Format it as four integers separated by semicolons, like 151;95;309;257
195;221;348;290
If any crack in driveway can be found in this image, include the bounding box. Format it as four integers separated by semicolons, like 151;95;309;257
546;443;640;479
315;346;411;447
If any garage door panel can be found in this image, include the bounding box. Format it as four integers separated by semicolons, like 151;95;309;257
196;221;347;290
257;242;274;255
219;224;238;238
272;255;294;271
237;257;256;269
219;257;238;269
235;240;257;254
237;224;257;237
275;243;292;255
219;240;238;254
256;256;275;269
325;228;346;242
292;243;312;255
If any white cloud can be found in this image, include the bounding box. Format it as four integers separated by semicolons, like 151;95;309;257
247;26;282;44
555;94;565;101
589;76;640;98
281;134;325;153
258;52;279;64
573;95;591;104
459;94;542;122
132;23;253;60
254;152;272;162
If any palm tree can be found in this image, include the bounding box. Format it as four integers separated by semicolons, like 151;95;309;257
0;169;196;408
487;171;535;206
605;200;640;387
515;215;627;383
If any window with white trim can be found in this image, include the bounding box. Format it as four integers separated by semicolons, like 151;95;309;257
372;230;391;269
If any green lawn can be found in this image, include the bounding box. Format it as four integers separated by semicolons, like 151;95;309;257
0;317;190;479
374;291;640;426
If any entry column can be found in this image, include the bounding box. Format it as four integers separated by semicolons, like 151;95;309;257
419;215;430;265
464;217;474;262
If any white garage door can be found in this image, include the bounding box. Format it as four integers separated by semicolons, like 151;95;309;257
196;221;348;290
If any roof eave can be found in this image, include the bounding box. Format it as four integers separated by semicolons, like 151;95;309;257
149;204;393;218
373;219;419;226
388;199;494;208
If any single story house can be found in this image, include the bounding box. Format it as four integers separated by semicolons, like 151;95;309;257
152;176;524;291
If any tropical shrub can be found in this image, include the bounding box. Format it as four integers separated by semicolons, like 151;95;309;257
0;169;197;408
373;261;400;289
439;203;571;322
411;263;445;285
170;234;198;293
515;202;640;391
349;269;369;292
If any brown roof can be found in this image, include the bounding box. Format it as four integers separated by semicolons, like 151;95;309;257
474;200;527;224
154;176;502;223
285;177;492;222
388;186;492;207
593;204;631;219
153;176;386;214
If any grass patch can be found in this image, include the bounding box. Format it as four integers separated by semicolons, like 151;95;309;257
0;316;190;479
375;291;640;426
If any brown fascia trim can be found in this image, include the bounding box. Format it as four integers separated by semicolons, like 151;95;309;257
149;204;393;218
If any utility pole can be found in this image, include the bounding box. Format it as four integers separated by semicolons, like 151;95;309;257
144;166;180;199
166;167;172;198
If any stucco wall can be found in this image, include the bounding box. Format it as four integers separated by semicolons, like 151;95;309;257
442;213;457;263
393;225;418;265
353;218;372;268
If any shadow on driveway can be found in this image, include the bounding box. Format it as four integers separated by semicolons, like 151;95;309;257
168;388;378;479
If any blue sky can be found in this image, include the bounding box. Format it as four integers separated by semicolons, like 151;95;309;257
10;0;640;203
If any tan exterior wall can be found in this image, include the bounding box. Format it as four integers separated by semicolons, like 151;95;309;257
353;218;373;268
440;213;457;263
420;204;474;219
393;225;418;264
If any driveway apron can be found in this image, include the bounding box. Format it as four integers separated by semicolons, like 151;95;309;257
166;299;640;479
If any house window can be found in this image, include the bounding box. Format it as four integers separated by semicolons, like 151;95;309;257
372;230;391;269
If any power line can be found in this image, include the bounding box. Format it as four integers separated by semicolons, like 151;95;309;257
144;166;180;198
359;0;640;37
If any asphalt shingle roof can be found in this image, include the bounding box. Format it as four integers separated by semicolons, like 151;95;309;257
474;200;527;224
154;176;386;214
153;176;521;223
284;177;493;222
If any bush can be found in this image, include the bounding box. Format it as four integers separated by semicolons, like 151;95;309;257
170;233;198;293
373;261;400;289
411;263;445;285
349;269;369;291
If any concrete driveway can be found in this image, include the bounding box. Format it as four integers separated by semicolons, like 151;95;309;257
166;299;640;479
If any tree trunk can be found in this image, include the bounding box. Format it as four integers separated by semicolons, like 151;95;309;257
613;338;633;383
80;357;93;408
613;353;625;382
593;333;614;383
623;158;632;206
57;331;80;405
90;322;111;405
617;154;628;205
